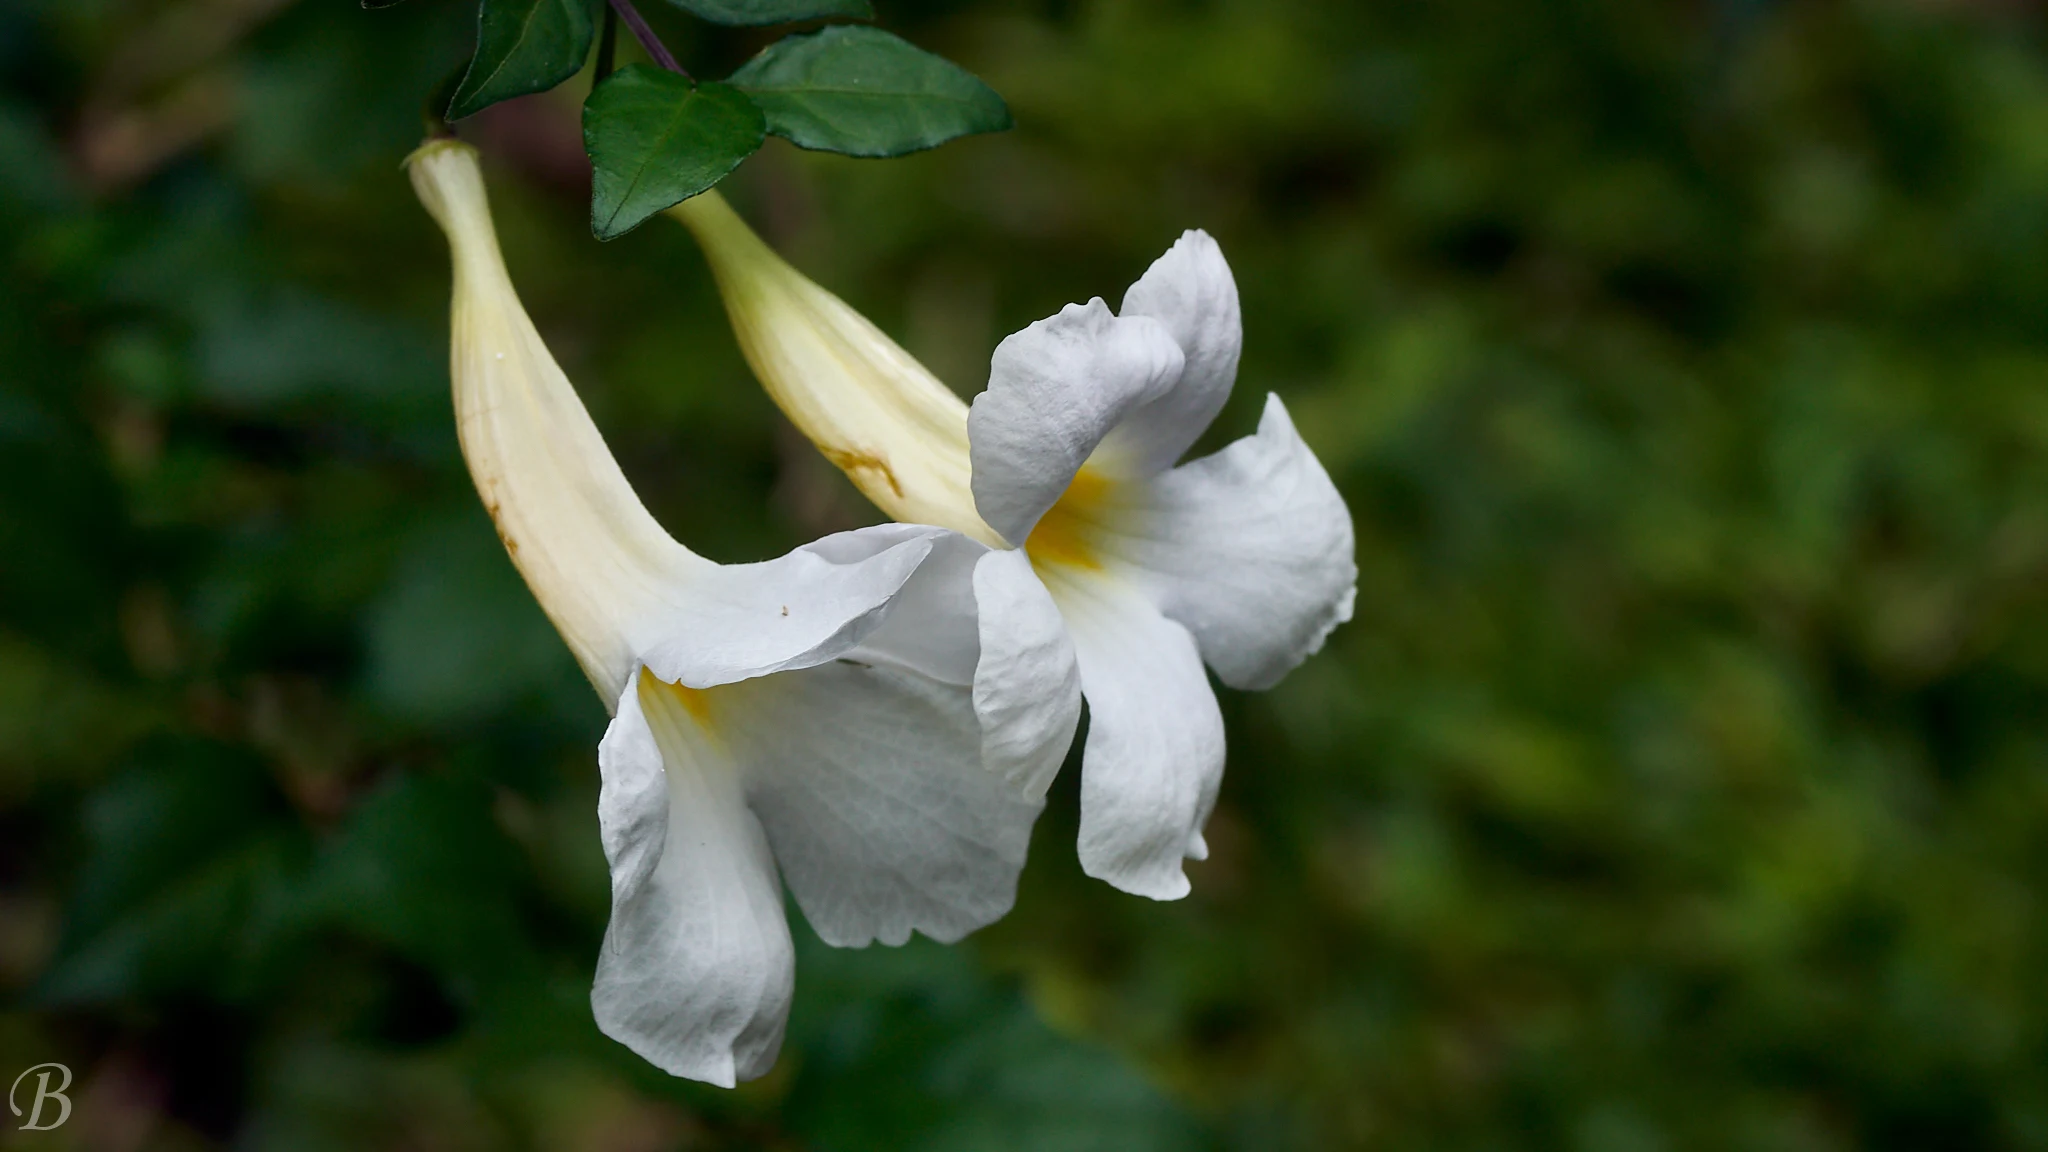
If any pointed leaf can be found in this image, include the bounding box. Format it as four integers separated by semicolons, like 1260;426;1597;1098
448;0;598;121
662;0;873;27
583;67;765;240
727;25;1011;157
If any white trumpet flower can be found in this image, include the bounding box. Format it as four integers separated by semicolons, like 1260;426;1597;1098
674;193;1356;900
409;141;1038;1086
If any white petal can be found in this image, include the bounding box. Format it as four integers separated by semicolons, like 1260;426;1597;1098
1111;394;1357;690
835;529;984;687
593;672;793;1088
723;660;1042;948
968;300;1186;546
1103;231;1243;475
632;524;945;690
837;537;1083;800
411;141;709;703
1049;571;1224;901
668;192;997;543
970;548;1082;799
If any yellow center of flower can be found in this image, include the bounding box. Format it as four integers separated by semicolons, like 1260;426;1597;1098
1025;468;1114;572
647;669;717;729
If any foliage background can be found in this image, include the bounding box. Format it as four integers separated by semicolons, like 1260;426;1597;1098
5;0;2048;1147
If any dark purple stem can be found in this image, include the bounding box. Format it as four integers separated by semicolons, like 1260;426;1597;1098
606;0;690;79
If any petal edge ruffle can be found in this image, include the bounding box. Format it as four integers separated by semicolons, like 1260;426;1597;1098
1112;394;1356;691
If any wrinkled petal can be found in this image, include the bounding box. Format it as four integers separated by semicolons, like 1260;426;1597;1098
633;524;944;690
1103;231;1243;475
1108;394;1356;690
835;529;983;687
728;659;1042;947
972;548;1082;799
669;192;996;542
968;300;1185;545
1049;571;1224;901
593;671;792;1088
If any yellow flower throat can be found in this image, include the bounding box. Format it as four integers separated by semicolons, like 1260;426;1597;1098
1025;468;1113;572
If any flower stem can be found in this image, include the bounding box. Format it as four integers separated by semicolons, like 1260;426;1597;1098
605;0;690;79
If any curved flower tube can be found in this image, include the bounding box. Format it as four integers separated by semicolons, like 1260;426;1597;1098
409;141;1038;1086
669;191;999;544
673;194;1356;901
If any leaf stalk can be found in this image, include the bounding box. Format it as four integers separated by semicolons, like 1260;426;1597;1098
605;0;690;79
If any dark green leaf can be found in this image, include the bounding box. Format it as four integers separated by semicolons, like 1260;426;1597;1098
361;0;410;8
784;939;1204;1152
363;508;577;725
36;738;311;1004
308;771;541;1000
662;0;872;27
447;0;598;121
37;834;308;1005
582;67;764;240
59;738;287;946
727;25;1010;157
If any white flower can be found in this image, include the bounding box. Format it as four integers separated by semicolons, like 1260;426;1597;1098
674;194;1356;900
409;141;1038;1086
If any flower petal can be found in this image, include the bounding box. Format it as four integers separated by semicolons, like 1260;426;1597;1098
1112;394;1357;691
593;671;793;1088
632;524;945;691
724;659;1042;948
972;547;1083;799
1103;230;1243;475
835;529;983;687
968;300;1186;545
1050;570;1224;901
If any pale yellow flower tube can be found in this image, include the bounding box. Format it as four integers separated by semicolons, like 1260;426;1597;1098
667;192;1001;546
412;137;709;702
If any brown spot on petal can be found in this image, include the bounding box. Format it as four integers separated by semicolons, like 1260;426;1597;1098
821;446;903;498
483;497;518;556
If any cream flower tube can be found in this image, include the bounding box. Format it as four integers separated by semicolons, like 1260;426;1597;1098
668;192;999;545
676;198;1357;901
409;140;1039;1086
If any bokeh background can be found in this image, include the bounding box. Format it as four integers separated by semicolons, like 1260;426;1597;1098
5;0;2048;1147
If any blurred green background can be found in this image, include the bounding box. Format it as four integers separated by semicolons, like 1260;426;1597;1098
5;0;2048;1147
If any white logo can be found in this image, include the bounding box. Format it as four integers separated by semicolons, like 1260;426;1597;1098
8;1063;72;1131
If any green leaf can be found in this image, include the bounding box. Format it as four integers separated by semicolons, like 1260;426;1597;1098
662;0;873;27
582;67;764;240
363;508;577;725
448;0;598;121
783;939;1206;1152
36;738;312;1004
727;25;1011;157
307;771;542;1001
